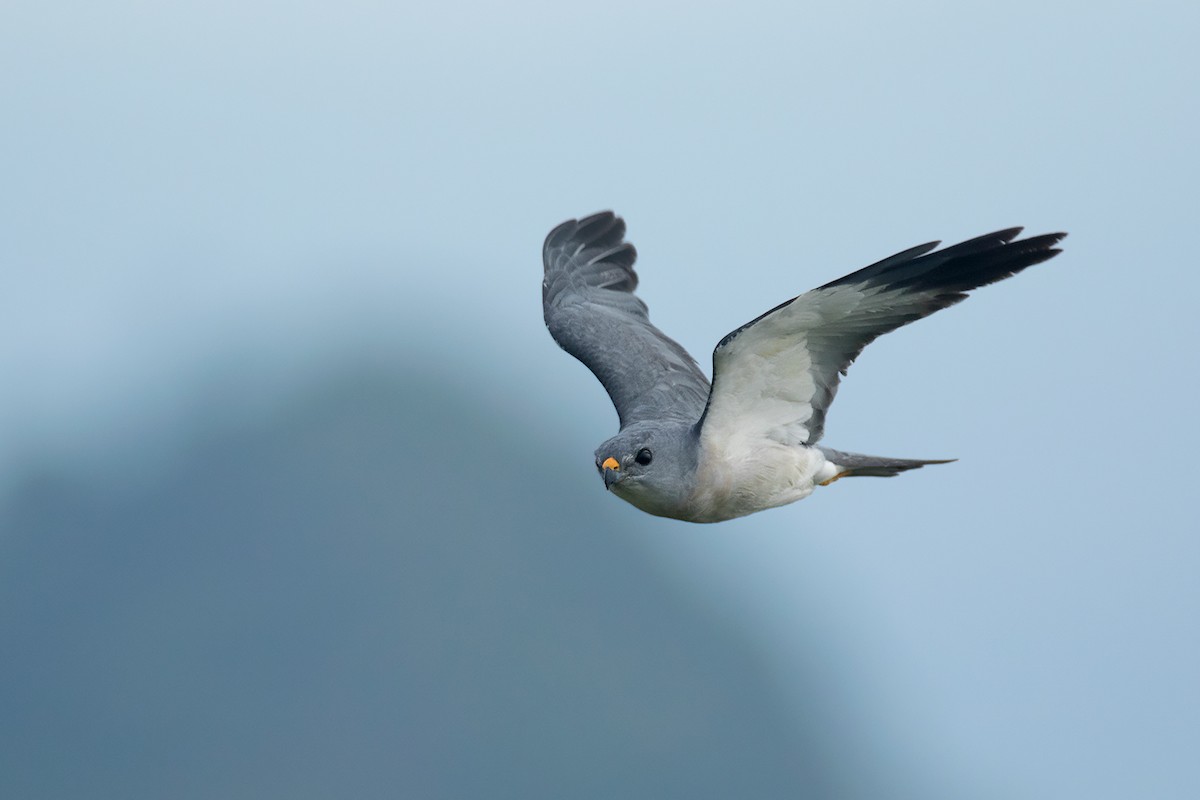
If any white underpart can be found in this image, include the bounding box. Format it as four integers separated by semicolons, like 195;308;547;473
688;437;832;523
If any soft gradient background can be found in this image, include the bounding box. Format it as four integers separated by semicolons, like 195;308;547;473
3;2;1197;798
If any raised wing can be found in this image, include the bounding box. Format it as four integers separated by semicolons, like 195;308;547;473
697;228;1066;447
543;212;710;429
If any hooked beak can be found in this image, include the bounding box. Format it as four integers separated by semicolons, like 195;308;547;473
601;456;620;490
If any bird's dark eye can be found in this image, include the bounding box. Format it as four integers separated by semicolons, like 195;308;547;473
635;448;653;466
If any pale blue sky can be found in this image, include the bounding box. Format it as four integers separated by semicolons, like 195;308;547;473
3;1;1198;797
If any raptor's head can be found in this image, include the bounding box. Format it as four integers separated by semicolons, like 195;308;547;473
594;422;698;520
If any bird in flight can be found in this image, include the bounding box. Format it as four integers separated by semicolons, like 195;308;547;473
543;212;1064;523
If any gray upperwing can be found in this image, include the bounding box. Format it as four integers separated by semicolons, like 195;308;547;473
542;212;710;429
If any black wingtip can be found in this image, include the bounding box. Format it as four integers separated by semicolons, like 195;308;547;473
823;226;1068;296
544;210;623;252
576;210;622;241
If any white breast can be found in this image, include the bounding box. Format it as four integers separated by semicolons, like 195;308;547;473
687;437;829;522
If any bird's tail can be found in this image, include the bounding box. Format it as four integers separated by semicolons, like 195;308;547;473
817;447;955;483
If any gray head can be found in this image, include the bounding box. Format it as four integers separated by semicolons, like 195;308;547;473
594;421;699;519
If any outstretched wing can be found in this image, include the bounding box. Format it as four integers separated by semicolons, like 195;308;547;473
543;211;710;429
697;228;1066;447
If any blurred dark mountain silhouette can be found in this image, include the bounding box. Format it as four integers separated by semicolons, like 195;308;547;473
0;363;941;799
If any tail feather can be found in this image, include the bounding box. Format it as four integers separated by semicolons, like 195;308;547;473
818;447;955;479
